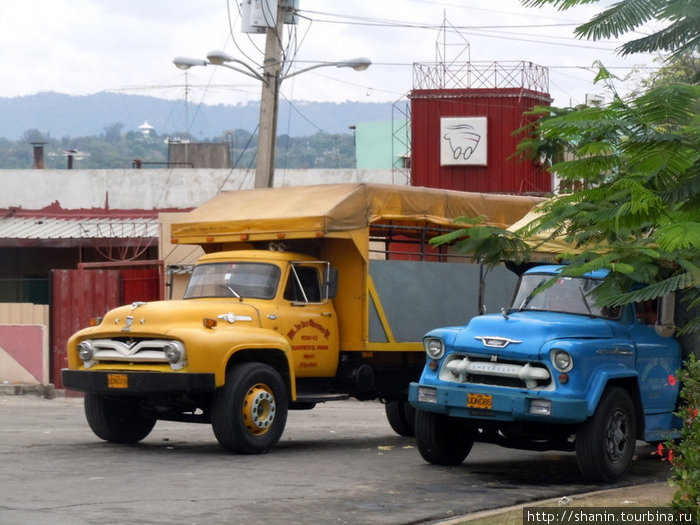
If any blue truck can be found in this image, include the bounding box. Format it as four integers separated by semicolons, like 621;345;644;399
409;265;688;482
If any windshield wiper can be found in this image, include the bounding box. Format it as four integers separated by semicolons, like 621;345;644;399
578;285;593;316
219;284;242;301
519;279;547;311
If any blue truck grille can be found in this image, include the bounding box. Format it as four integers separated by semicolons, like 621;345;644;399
439;353;552;390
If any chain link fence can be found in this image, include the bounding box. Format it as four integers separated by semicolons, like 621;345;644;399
0;278;50;304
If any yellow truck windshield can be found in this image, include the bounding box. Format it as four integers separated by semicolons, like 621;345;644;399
183;262;281;300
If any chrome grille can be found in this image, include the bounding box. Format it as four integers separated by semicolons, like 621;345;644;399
439;353;551;390
89;338;173;363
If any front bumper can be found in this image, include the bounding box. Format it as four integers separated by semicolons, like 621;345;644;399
62;369;215;394
408;382;588;424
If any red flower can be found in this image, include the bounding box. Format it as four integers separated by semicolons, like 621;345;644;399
662;449;674;463
654;443;665;456
667;375;677;386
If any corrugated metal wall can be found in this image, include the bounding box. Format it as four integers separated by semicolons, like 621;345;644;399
51;269;121;389
51;267;163;389
410;88;551;194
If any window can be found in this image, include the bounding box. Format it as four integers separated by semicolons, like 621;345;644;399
284;265;322;303
635;300;658;325
184;262;280;299
512;274;617;318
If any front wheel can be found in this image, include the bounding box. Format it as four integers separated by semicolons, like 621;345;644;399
414;409;475;465
84;393;156;444
211;362;288;454
576;387;637;482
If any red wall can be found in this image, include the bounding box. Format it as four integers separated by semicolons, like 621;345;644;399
410;88;551;194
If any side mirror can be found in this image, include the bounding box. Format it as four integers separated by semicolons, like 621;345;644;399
325;267;338;299
655;294;675;338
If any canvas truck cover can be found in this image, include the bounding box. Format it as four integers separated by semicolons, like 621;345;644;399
171;183;543;244
507;207;586;259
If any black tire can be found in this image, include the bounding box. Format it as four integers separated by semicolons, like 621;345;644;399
84;393;156;444
414;408;475;465
576;387;637;482
385;399;416;437
211;362;288;454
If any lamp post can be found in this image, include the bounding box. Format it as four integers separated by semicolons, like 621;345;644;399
173;51;370;188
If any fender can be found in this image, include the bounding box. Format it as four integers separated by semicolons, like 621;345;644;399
168;326;296;397
585;366;639;417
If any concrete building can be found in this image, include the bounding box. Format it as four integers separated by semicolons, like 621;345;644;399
354;120;409;170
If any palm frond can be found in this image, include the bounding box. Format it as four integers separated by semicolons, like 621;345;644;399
574;0;662;40
620;19;700;58
521;0;601;10
601;270;699;306
655;222;700;252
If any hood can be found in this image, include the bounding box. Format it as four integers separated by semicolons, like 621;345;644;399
452;310;615;358
97;299;263;336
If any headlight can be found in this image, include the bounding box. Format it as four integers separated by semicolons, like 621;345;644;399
551;349;573;372
163;341;186;364
424;338;445;360
78;340;95;361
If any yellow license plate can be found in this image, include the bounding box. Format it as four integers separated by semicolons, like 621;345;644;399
107;374;128;389
467;393;492;410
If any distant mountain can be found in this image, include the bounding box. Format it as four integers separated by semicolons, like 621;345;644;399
0;92;398;140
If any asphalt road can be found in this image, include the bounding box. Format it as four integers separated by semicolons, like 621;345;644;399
0;394;671;525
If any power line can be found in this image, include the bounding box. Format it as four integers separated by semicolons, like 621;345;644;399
295;8;638;53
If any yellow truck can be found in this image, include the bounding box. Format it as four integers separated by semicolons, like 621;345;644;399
62;183;540;453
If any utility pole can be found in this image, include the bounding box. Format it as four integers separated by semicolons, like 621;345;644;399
255;1;286;189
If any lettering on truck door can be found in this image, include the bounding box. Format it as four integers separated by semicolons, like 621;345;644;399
280;263;339;377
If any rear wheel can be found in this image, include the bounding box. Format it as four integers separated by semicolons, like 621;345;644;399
385;399;416;437
211;362;288;454
84;393;156;444
576;387;637;482
415;408;475;465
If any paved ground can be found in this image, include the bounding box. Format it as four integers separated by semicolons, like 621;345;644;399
0;391;674;524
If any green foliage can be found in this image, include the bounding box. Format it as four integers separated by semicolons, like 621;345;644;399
521;0;700;59
633;55;700;91
0;127;357;169
434;2;700;336
430;217;531;268
522;80;700;321
661;355;700;508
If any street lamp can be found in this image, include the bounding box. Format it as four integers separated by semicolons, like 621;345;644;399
173;51;371;188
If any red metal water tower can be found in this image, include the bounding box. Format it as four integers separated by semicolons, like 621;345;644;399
409;61;552;195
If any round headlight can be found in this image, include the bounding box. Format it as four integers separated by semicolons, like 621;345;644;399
424;338;445;360
78;340;95;361
163;341;185;364
552;349;573;372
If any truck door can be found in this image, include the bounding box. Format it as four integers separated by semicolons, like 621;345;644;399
280;262;339;377
631;299;681;416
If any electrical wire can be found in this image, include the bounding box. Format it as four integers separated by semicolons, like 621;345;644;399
216;123;259;194
296;7;636;53
227;0;263;66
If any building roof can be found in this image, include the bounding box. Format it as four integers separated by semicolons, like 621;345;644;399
0;216;159;247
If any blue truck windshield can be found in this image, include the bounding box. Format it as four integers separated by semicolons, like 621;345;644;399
511;274;616;318
184;262;280;300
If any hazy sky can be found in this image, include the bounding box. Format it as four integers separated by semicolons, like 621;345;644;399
0;0;662;108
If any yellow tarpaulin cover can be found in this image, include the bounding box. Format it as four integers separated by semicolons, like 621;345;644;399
171;183;543;244
507;207;584;257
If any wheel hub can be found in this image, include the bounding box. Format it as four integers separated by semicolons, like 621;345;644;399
242;383;276;436
605;410;630;462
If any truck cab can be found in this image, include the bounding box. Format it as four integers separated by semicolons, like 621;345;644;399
409;265;683;482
